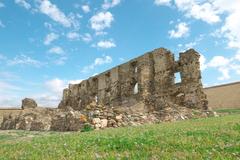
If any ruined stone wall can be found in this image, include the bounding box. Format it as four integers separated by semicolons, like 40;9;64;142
0;48;210;131
58;48;207;111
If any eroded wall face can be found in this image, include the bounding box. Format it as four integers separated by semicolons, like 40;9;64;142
58;48;207;111
171;49;207;109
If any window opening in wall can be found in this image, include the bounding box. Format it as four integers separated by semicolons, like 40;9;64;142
133;83;139;94
95;95;98;103
134;67;138;73
175;72;181;83
174;53;179;61
131;61;137;72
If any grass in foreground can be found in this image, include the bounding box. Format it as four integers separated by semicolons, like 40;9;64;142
0;114;240;160
214;108;240;115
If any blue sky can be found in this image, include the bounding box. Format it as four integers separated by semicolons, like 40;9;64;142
0;0;240;107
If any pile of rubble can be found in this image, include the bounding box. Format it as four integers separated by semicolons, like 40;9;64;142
1;98;213;131
83;101;211;130
1;99;88;131
0;108;88;131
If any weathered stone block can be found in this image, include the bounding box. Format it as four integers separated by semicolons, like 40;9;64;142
22;98;37;109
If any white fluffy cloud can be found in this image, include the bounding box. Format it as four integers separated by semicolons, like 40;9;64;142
35;78;82;106
54;56;67;65
207;56;231;80
69;79;83;85
199;54;207;71
94;56;112;65
66;32;80;41
81;55;112;73
15;0;31;10
203;54;240;81
97;40;116;49
210;1;240;57
33;78;67;107
208;56;230;68
82;5;90;13
81;33;92;43
44;32;59;45
90;12;114;31
38;0;72;27
95;31;108;36
154;0;171;6
181;34;204;50
155;0;220;24
102;0;121;10
7;54;43;67
169;22;189;38
217;68;230;81
220;9;240;50
41;79;79;106
235;52;240;61
45;78;66;94
174;0;220;24
156;0;240;54
48;46;64;55
184;41;197;49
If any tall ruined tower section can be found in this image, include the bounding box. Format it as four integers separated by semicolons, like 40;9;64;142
58;48;207;111
172;49;207;109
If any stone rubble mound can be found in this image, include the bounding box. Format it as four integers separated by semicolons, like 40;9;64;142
1;99;212;131
83;101;211;129
1;107;87;131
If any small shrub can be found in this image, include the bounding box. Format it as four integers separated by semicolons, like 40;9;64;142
233;123;240;132
81;123;94;132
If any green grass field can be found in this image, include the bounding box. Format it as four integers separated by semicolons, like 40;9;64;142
214;108;240;115
0;111;240;160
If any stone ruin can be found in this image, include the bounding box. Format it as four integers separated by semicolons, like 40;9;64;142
59;48;207;111
1;48;212;131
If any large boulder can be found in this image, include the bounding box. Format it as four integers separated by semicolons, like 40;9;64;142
21;98;38;109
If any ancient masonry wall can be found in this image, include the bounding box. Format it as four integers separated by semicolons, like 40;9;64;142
59;48;207;111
